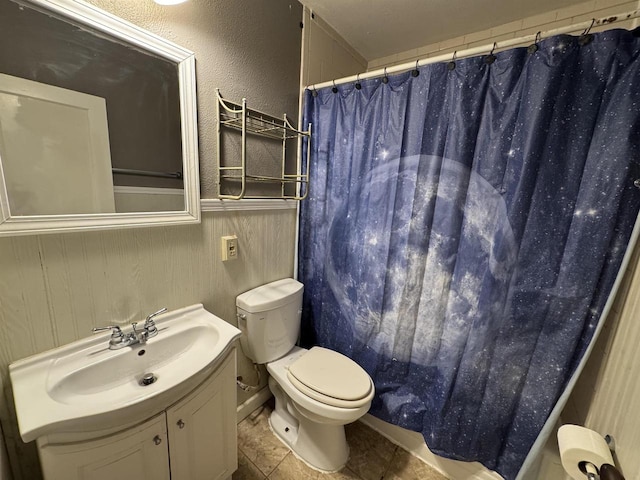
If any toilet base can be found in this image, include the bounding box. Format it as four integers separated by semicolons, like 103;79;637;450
268;377;349;472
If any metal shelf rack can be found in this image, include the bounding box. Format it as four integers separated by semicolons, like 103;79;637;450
216;89;311;200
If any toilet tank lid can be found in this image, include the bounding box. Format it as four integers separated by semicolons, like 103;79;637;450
236;278;303;313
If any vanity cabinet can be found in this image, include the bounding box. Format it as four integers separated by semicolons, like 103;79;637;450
167;346;237;480
37;349;237;480
38;414;170;480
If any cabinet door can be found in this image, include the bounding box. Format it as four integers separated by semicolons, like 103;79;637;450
167;348;237;480
38;413;170;480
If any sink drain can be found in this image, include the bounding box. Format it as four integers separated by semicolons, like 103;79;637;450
140;373;157;386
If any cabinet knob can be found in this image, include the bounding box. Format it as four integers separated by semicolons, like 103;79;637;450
177;419;185;429
153;435;162;445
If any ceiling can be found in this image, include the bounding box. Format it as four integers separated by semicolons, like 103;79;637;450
299;0;593;61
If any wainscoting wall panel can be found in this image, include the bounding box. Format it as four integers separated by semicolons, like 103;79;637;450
0;209;296;480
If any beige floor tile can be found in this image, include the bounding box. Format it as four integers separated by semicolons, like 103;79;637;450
237;405;290;476
236;405;450;480
384;449;450;480
345;422;398;480
233;450;267;480
269;452;361;480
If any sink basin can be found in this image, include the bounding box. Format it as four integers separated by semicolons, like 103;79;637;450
10;304;241;442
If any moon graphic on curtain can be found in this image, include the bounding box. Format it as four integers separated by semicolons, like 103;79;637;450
324;154;518;366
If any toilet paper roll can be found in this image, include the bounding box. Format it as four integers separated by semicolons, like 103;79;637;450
558;424;614;480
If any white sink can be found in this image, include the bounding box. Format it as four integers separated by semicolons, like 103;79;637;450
10;304;241;442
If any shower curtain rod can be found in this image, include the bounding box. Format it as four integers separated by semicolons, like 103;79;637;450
306;9;640;91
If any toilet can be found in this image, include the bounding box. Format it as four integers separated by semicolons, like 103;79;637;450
236;278;374;472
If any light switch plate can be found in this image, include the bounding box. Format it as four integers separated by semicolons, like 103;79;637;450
221;235;238;261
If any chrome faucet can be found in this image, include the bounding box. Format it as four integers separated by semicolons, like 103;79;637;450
92;308;167;349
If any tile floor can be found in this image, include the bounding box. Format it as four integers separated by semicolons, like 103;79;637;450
234;403;449;480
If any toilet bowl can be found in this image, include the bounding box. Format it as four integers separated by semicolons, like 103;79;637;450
236;279;375;472
267;346;374;471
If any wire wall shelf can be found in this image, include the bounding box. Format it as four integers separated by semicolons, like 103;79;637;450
216;89;311;200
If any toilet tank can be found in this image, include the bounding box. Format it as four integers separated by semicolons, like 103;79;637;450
236;278;304;364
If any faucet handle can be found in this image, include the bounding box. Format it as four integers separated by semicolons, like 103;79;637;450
145;308;167;324
92;325;123;337
144;307;166;338
92;325;128;347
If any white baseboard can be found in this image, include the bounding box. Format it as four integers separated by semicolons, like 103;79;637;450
359;414;503;480
236;387;273;423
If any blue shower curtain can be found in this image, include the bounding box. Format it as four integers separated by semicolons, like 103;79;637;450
298;30;640;479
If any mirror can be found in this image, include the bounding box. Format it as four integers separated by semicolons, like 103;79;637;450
0;0;200;236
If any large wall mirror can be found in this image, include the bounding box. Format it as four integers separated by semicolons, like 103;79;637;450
0;0;200;236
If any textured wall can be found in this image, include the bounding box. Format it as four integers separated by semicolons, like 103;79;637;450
0;0;302;478
88;0;303;198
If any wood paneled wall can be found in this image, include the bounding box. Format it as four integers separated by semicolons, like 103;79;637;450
562;238;640;479
300;7;368;88
0;209;296;480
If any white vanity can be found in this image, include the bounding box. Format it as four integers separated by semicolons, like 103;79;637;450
9;305;241;480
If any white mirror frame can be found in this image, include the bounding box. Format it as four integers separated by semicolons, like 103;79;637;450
0;0;200;237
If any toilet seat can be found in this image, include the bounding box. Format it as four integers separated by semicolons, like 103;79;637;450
287;347;373;409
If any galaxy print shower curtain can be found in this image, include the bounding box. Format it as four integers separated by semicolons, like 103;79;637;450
298;29;640;479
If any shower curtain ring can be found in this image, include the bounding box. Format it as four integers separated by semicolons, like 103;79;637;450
411;60;420;77
382;67;389;84
332;80;338;94
582;18;596;36
447;51;457;71
485;42;497;64
355;73;362;90
528;32;542;54
579;18;596;45
311;85;318;97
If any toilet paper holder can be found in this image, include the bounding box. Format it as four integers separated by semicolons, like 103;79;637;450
580;462;625;480
603;434;615;452
558;425;625;480
600;464;625;480
579;435;621;480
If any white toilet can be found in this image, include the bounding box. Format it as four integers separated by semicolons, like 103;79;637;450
236;278;375;472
